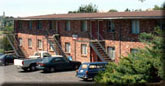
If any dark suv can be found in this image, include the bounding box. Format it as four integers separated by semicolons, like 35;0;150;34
0;54;16;66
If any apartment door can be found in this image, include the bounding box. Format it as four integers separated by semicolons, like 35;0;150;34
91;20;104;40
91;21;98;39
98;21;104;40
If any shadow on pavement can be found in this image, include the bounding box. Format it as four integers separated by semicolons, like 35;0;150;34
40;70;76;74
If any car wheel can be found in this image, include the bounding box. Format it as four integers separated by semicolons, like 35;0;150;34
49;67;55;73
30;65;36;71
83;78;88;81
23;68;28;71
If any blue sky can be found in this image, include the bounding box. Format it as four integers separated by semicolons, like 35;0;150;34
0;0;164;17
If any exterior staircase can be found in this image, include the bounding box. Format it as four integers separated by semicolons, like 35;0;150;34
45;30;69;62
6;34;28;58
89;32;112;62
90;40;112;62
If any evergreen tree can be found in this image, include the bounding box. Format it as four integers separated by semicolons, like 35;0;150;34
95;27;164;85
68;3;98;13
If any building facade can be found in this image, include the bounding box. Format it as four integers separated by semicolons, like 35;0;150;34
13;10;164;63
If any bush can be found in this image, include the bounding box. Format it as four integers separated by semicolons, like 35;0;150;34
95;27;164;85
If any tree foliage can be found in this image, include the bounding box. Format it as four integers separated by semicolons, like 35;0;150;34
68;3;98;13
95;27;164;85
108;9;118;12
153;5;164;10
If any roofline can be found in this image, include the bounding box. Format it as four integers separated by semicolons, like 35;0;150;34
14;16;164;21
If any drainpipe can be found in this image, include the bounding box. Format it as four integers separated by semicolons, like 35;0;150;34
74;40;76;61
119;24;122;58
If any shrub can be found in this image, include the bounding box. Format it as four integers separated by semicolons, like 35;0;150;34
95;27;164;85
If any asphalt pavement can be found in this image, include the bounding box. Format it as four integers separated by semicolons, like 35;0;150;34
0;65;95;86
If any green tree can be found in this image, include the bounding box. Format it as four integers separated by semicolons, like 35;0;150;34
68;3;98;13
95;27;164;85
153;5;164;10
125;8;131;12
108;9;118;12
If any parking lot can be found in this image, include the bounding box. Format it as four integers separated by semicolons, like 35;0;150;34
0;65;95;85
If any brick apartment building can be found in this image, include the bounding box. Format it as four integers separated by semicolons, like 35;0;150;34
12;10;164;63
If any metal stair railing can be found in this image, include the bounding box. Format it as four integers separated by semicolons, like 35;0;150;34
6;34;27;58
52;35;68;59
45;35;58;55
45;29;69;62
90;42;106;62
6;34;19;57
89;32;112;60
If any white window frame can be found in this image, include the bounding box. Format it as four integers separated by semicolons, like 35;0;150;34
81;21;87;32
19;38;22;46
65;21;70;31
28;38;32;48
81;44;87;55
49;41;54;51
107;47;115;60
65;42;71;53
37;39;42;49
132;20;140;34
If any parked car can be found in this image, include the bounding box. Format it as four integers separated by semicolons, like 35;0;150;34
0;53;3;56
76;62;108;81
36;56;81;72
0;54;16;66
14;51;53;71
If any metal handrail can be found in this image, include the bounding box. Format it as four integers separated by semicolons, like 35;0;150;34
89;32;106;52
6;34;27;58
45;28;68;61
97;32;104;40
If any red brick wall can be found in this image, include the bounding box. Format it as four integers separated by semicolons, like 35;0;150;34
14;19;158;62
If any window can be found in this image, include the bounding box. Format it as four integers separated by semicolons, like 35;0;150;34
18;21;22;29
107;20;115;32
28;39;32;48
132;20;140;34
81;21;87;32
81;64;88;69
89;64;106;69
130;48;138;54
19;38;22;46
81;44;87;55
65;42;70;53
49;21;56;30
53;58;65;62
37;39;42;49
37;21;42;29
49;41;54;51
43;53;51;57
65;21;70;31
107;47;115;60
29;21;32;29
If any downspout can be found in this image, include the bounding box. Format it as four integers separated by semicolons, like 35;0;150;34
119;23;122;58
74;40;76;61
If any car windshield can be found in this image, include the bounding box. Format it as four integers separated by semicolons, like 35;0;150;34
42;57;52;63
81;64;88;69
0;55;5;59
34;52;41;56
